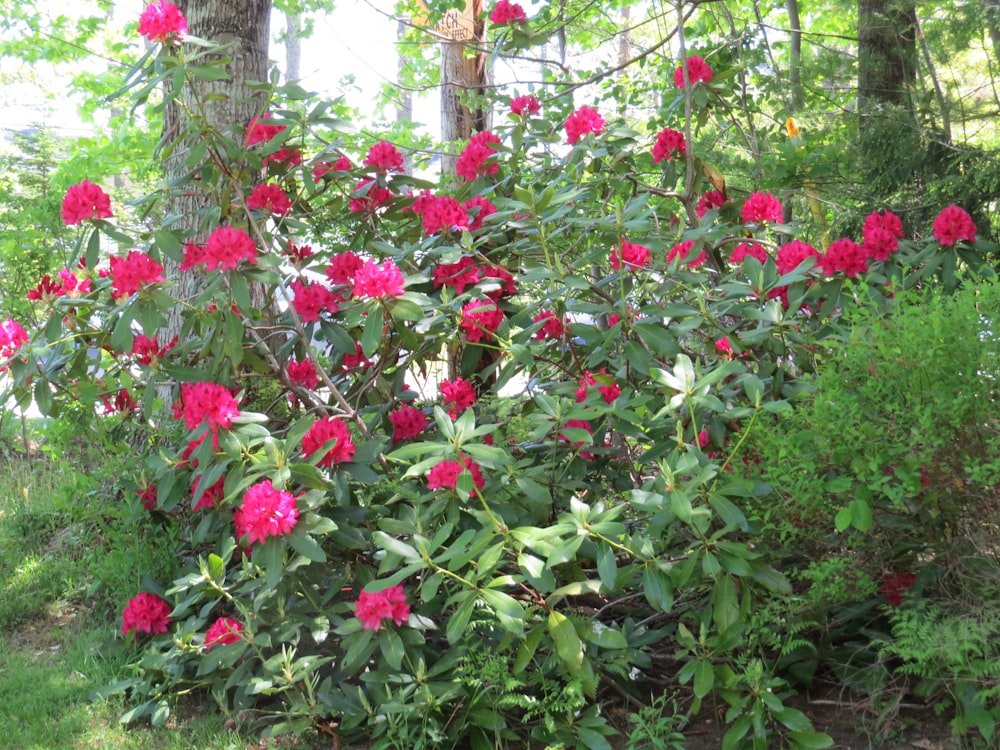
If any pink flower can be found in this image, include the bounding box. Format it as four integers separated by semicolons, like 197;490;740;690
131;334;176;367
61;180;112;225
741;191;783;223
696;190;728;217
388;405;429;445
204;617;243;651
730;242;768;265
433;256;480;294
575;370;620;405
247;183;293;215
192;475;225;511
341;343;374;371
533;310;567;340
287;358;319;390
0;319;30;361
440;376;477;418
245;116;285;147
302;416;356;468
565;106;606;145
819;237;869;278
559;419;594;457
489;0;527;25
179;382;240;431
137;1;186;43
351;259;405;299
862;210;904;262
363;141;405;173
407;191;469;234
715;337;734;359
667;240;706;267
456;131;502;182
121;592;172;635
427;456;485;491
460;297;504;342
283;242;313;265
464;195;497;231
355;584;409;631
109;251;165;300
510;95;540;117
776;239;820;274
481;264;517;299
326;251;365;285
611;238;652;270
137;484;157;510
673;55;713;88
200;226;257;271
290;279;340;322
234;480;299;545
652;128;686;163
932;204;976;246
349;179;394;213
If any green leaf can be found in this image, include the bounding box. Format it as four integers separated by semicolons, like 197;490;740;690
361;304;384;358
596;544;617;591
446;594;476;644
693;660;715;698
287;528;327;563
547;610;584;674
786;731;835;748
373;530;421;561
480;588;525;633
849;498;873;531
380;627;404;669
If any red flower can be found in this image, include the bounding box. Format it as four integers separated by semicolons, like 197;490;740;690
510;94;540;117
137;484;158;510
565;105;606;145
290;279;340;322
533;310;567;340
667;240;706;268
0;319;29;361
302;416;356;467
611;238;652;271
559;419;594;458
287;357;319;389
881;571;917;606
247;183;293;215
932;204;977;246
427;455;485;491
192;475;225;511
121;592;173;635
440;376;477;418
730;242;768;265
283;242;313;265
245;115;285;147
460;297;504;342
61;180;112;225
862;209;904;261
819;237;869;278
465;195;497;231
326;251;365;285
363;141;405;172
109;251;165;300
715;337;734;359
741;191;783;223
433;256;480;295
576;370;620;405
652;127;686;163
355;584;409;631
489;0;527;25
234;480;300;545
696;189;728;217
349;179;394;213
388;405;429;445
179;382;240;432
199;226;257;271
204;617;243;651
102;388;138;415
313;156;351;182
351;259;405;299
673;55;713;88
456;131;502;181
341;343;374;371
481;264;517;298
132;334;176;367
137;1;187;43
407;191;469;234
776;239;820;274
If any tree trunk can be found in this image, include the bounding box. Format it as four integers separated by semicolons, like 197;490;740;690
439;0;489;178
161;0;272;345
283;11;302;83
857;0;917;111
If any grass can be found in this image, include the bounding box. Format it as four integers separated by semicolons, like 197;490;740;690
0;433;314;749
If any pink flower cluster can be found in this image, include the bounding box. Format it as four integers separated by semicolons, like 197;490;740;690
881;571;917;606
138;1;187;43
302;416;356;468
61;180;112;225
730;242;768;265
28;268;92;302
349;179;394;214
565;105;606;145
456;131;502;182
776;239;820;274
696;190;728;217
388;405;429;445
1;319;29;362
181;226;258;272
434;256;480;294
109;251;165;300
510;95;540;117
862;209;904;261
234;480;300;545
533;310;567;340
674;55;713;88
132;334;177;367
427;455;485;491
489;0;527;25
326;251;365;285
932;204;976;246
652;128;686;164
440;377;477;418
121;592;172;635
192;475;225;511
247;183;293;215
741;191;783;223
364;141;405;173
355;584;409;631
351;259;405;299
204;617;244;651
178;382;240;432
576;369;620;405
460;297;504;342
287;357;319;389
290;279;340;322
667;240;706;268
611;238;652;271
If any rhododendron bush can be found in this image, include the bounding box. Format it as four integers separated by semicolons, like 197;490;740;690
5;17;996;750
